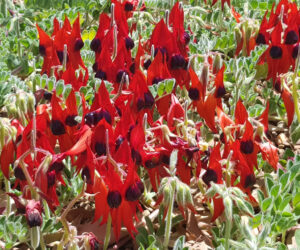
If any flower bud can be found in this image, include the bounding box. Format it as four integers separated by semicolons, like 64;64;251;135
163;183;172;206
245;26;252;42
200;64;209;87
234;27;242;45
27;94;35;113
213;54;222;74
176;184;185;206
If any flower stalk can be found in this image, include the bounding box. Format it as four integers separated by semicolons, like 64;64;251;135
292;45;300;123
163;179;175;250
103;214;112;250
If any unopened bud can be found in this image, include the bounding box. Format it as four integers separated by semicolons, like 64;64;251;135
163;183;172;206
213;54;222;74
234;27;242;45
245;26;252;42
256;124;264;138
176;184;185;206
27;94;35;113
18;93;28;114
200;64;209;86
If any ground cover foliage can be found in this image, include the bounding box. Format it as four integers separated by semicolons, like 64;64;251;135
0;0;300;249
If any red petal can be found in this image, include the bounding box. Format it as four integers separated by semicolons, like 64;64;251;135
235;99;248;125
281;89;295;127
258;100;269;133
0;141;15;179
259;141;279;170
211;196;224;221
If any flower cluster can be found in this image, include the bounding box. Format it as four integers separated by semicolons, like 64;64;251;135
256;0;300;81
0;0;281;243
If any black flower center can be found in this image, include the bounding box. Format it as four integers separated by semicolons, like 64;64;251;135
50;120;66;135
92;62;98;72
129;63;135;74
240;140;254;154
184;31;190;45
124;2;134;11
47;171;56;188
269;46;282;59
43;91;52;101
274;79;282;93
216;86;226;98
145;158;159;169
285;30;298;45
256;33;266;45
202;169;218;186
292;44;299;59
160;154;170;165
152;77;164;85
82;167;92;184
39;45;46;56
65;115;78;127
125;181;144;201
90;38;101;53
144;92;154;109
56;50;64;63
137;98;145;111
188;88;200;101
74;38;84;51
49;162;65;173
125;37;134;50
131;148;142;165
244;173;256;188
14;166;26;181
107;191;122;208
171;54;187;70
115;136;124;151
143;59;151;70
116;70;128;83
95;70;107;80
95;142;106;156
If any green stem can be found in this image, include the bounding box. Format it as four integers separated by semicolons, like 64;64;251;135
292;42;300;123
281;230;286;244
16;15;21;60
292;77;300;123
103;214;112;250
5;178;11;217
163;183;175;250
225;218;231;250
39;227;46;250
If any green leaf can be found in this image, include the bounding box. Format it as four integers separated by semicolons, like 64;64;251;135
173;236;188;250
270;184;280;198
262;197;273;212
157;81;165;97
145;216;154;235
293;192;300;207
165;79;175;94
148;85;158;98
279;172;290;191
265;177;274;196
278;195;292;211
257;189;265;206
290;122;300;144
